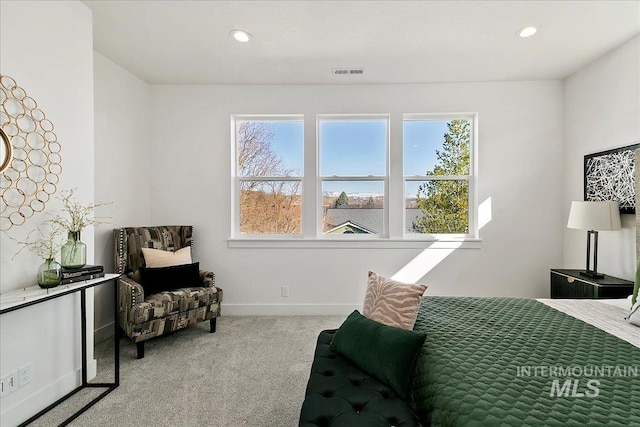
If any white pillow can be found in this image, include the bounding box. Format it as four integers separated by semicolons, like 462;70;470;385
141;247;192;268
627;300;640;328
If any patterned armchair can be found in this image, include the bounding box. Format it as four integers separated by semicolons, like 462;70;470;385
114;226;222;359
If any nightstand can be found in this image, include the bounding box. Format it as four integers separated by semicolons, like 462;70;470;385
550;269;634;299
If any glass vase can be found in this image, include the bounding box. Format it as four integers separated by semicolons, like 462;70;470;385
61;231;87;269
37;258;61;288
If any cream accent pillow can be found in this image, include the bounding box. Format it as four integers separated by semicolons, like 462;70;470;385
141;247;192;268
627;299;640;328
363;271;427;330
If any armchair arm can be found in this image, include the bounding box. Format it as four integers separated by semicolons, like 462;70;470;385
118;275;145;308
199;270;216;288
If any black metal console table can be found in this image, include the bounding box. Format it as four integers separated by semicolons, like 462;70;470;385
0;274;120;426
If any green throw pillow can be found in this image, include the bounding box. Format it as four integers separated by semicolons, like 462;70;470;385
330;310;426;399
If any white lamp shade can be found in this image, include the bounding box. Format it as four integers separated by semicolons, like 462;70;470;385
567;201;621;231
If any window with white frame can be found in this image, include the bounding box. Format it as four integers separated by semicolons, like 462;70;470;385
231;113;476;243
318;115;389;236
403;115;474;237
233;116;304;235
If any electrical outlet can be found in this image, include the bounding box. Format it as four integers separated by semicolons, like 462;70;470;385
0;373;9;398
281;285;289;297
0;370;18;398
18;363;33;387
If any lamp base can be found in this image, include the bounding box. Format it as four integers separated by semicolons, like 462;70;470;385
579;270;604;280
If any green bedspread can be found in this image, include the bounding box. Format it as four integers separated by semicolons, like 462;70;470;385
410;297;640;426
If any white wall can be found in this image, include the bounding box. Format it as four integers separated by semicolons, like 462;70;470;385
93;52;152;342
149;81;565;314
0;1;95;425
563;35;640;280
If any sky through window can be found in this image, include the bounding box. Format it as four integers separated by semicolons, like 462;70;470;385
247;118;452;197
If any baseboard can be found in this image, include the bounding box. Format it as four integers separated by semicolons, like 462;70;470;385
92;305;357;330
94;321;115;344
0;361;97;426
222;303;361;316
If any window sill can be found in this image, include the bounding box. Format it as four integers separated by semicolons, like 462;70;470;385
227;238;482;249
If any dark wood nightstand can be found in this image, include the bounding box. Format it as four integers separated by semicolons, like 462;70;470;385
550;269;634;299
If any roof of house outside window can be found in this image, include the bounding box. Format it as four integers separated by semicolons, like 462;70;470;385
326;220;377;234
324;208;424;234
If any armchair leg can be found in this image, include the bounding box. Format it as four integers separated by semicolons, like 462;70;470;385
210;318;217;333
136;342;145;359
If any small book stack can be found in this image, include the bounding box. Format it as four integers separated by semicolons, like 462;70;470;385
61;265;105;285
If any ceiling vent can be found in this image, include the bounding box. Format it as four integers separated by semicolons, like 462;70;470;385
333;68;365;75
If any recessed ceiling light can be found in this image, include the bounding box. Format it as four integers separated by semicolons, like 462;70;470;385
517;26;537;38
230;29;252;43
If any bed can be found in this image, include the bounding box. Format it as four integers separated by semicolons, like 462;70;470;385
409;296;639;426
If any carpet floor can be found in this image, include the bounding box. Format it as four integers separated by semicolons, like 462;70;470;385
30;315;344;427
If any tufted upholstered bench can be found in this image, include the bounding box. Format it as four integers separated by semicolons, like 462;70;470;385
299;329;421;427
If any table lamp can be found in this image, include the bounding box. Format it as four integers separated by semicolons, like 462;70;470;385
567;201;621;279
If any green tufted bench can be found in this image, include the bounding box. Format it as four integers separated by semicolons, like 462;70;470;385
299;329;421;427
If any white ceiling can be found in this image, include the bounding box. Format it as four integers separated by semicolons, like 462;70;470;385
83;0;640;85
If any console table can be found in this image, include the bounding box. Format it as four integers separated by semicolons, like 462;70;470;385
0;274;120;426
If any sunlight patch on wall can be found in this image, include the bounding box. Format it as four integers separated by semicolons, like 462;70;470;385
478;197;492;230
391;242;462;284
391;197;492;284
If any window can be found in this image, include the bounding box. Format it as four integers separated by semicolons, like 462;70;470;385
318;116;389;236
231;113;477;245
233;116;303;235
403;115;474;237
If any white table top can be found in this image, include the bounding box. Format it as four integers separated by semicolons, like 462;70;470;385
0;273;120;313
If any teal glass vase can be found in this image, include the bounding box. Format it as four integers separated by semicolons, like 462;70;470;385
37;258;62;288
60;231;87;269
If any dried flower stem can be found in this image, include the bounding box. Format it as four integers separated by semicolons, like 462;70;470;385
10;223;66;260
50;189;111;232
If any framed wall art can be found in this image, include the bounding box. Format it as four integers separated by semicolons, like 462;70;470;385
584;142;640;214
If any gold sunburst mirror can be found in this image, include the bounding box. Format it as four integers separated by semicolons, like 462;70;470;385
0;128;11;173
0;74;62;231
